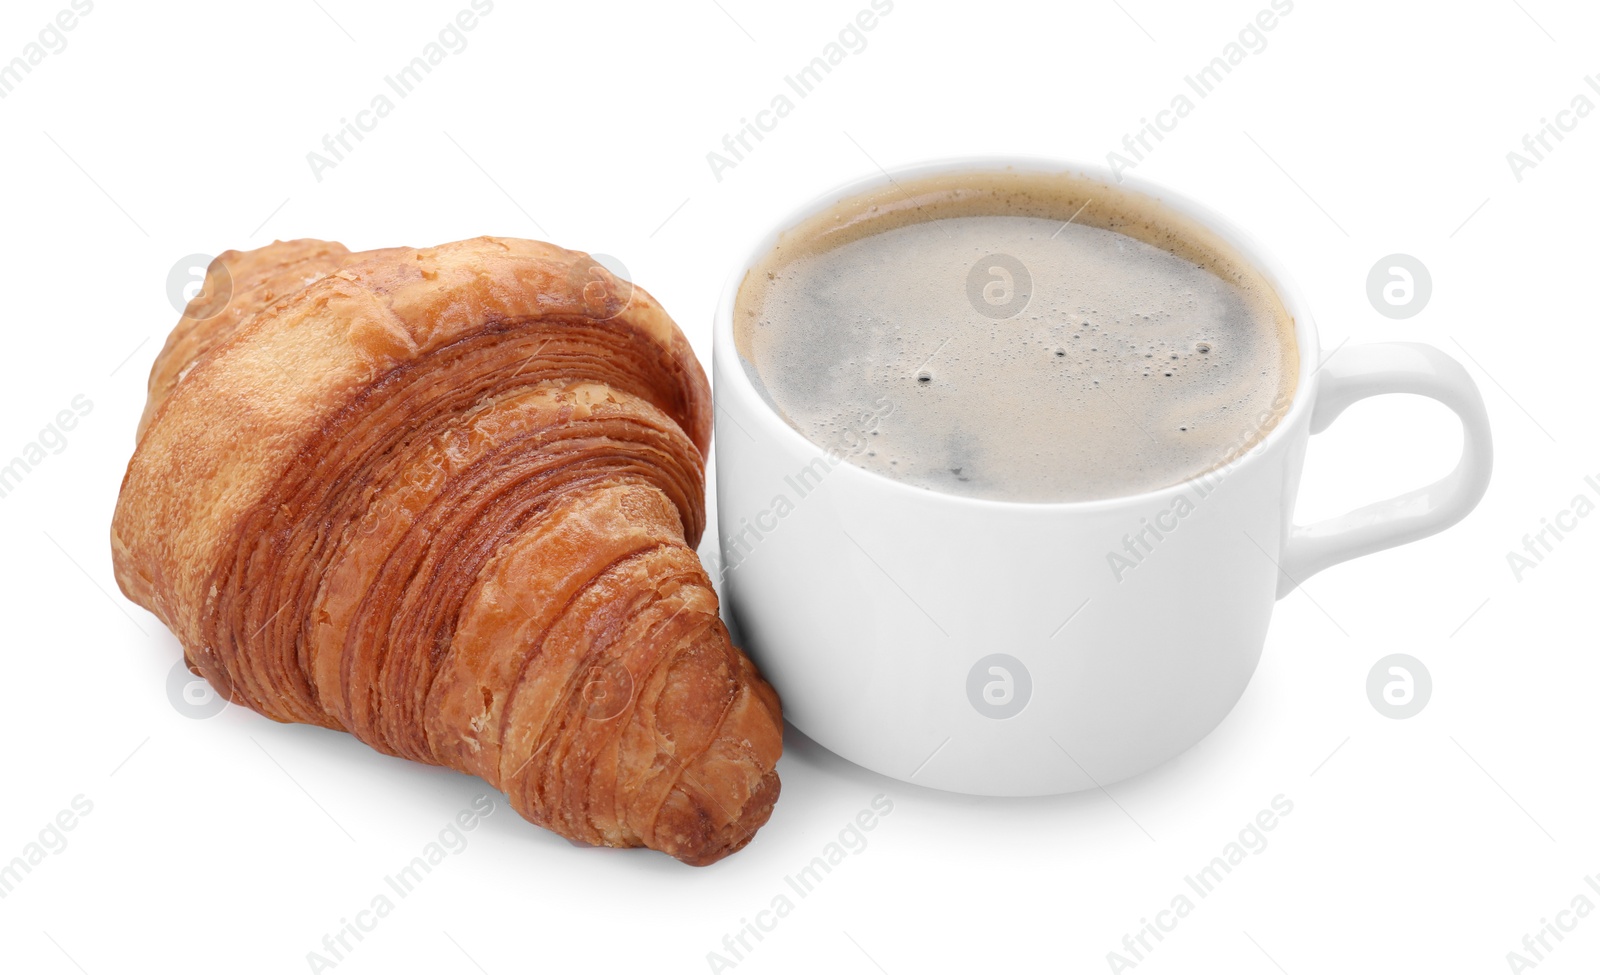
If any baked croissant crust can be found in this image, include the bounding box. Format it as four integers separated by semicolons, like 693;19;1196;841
112;237;782;865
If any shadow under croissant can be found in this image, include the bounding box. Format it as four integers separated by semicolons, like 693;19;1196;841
235;717;657;866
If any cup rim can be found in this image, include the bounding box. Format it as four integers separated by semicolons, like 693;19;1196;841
711;154;1321;514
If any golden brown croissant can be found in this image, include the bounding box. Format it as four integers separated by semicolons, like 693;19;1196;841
112;237;783;865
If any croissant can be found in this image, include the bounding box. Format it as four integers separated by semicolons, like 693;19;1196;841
112;237;783;865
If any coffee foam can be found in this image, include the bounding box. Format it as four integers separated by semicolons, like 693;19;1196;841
734;169;1299;503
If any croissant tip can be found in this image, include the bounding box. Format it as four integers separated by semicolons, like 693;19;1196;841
663;770;782;867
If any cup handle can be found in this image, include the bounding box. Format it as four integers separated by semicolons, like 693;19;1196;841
1276;342;1493;598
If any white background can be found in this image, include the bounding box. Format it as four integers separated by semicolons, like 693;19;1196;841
1;1;1596;972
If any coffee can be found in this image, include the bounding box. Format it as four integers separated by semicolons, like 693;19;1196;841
733;169;1299;503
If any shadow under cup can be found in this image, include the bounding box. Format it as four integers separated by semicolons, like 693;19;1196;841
710;159;1489;796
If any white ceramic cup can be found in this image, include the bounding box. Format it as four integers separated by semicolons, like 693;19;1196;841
711;157;1492;797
